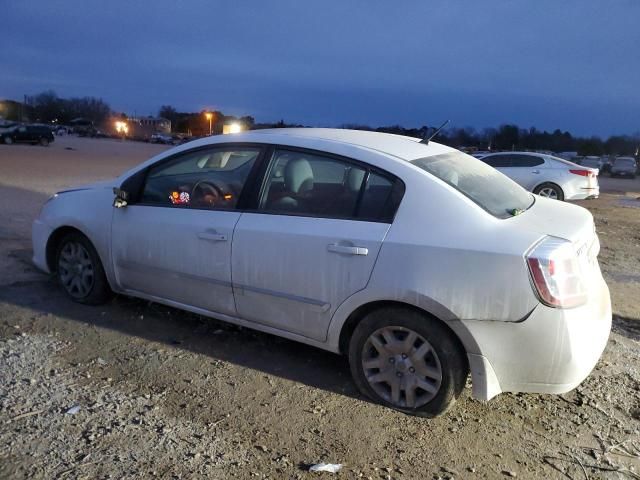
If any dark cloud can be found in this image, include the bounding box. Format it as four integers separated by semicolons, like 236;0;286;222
2;0;639;135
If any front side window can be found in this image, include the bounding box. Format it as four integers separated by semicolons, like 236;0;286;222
140;147;260;209
411;152;534;219
259;149;403;222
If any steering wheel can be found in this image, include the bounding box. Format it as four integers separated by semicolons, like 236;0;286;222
191;180;223;207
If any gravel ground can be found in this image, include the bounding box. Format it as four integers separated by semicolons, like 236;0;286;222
0;137;639;479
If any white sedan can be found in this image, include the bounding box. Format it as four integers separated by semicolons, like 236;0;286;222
479;152;599;200
32;129;611;416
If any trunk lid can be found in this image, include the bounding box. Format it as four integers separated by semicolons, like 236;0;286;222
510;196;594;244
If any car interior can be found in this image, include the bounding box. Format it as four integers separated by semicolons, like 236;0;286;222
140;148;260;209
138;147;398;220
261;151;395;220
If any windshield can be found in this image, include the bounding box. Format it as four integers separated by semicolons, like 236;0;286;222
616;158;636;166
582;159;600;168
410;151;534;219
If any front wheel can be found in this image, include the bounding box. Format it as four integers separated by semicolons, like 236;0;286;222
56;232;113;305
4;136;13;145
533;182;564;201
348;307;467;417
40;137;50;146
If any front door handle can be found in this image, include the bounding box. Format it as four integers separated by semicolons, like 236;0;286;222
327;244;368;256
532;170;540;174
197;232;228;242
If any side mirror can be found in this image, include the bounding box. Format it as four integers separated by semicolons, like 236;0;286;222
113;187;129;208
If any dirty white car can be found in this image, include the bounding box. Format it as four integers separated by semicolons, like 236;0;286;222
32;129;612;416
480;152;599;200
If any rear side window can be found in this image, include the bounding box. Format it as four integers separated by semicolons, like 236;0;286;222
411;152;534;219
259;149;403;222
482;155;513;168
358;172;398;222
510;154;544;167
482;154;543;167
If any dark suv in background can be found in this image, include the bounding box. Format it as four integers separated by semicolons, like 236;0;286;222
1;125;55;146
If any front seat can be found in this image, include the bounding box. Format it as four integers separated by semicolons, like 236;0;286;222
270;158;314;211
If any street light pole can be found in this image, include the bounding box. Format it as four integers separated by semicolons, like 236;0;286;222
205;112;213;135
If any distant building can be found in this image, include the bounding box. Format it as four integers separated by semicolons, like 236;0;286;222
107;116;171;139
0;99;31;122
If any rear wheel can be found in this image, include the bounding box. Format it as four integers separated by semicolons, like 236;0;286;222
39;137;50;146
55;232;112;305
348;307;467;417
533;182;564;200
4;136;13;145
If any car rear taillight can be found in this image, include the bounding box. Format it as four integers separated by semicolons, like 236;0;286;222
570;169;596;177
526;237;587;308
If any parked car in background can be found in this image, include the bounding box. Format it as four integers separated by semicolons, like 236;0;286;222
576;156;603;172
1;125;55;146
479;152;599;200
610;157;637;178
471;151;491;159
599;156;613;175
0;122;19;134
150;133;175;145
32;128;611;416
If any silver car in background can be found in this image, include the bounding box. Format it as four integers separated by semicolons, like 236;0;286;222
480;152;599;200
610;156;637;178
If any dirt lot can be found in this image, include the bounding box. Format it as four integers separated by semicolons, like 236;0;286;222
1;137;639;479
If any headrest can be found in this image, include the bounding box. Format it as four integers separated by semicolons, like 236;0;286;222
284;158;314;194
346;167;365;192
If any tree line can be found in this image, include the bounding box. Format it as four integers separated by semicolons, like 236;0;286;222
5;91;638;156
24;90;111;125
345;124;640;157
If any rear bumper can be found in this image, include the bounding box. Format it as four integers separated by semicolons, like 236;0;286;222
566;186;600;201
464;275;611;400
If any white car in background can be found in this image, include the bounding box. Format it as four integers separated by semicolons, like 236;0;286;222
31;129;611;416
479;152;599;200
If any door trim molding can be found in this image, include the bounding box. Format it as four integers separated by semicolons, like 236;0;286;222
233;283;330;312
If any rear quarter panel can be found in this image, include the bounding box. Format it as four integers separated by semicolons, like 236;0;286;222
327;166;542;351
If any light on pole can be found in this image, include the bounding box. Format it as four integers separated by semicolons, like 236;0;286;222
205;112;213;135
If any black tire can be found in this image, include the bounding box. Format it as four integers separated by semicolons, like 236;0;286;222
348;307;467;417
4;136;13;145
55;232;113;305
533;182;564;201
40;137;50;146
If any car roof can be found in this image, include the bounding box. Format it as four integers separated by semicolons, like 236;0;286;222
193;128;455;161
120;128;458;181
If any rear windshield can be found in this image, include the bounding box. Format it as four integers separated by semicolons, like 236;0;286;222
410;151;534;219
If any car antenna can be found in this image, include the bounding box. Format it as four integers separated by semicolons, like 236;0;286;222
420;120;450;144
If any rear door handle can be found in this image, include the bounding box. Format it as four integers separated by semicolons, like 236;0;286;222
327;244;368;256
197;232;228;242
532;170;540;174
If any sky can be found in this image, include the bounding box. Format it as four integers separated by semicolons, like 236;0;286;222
2;1;639;136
